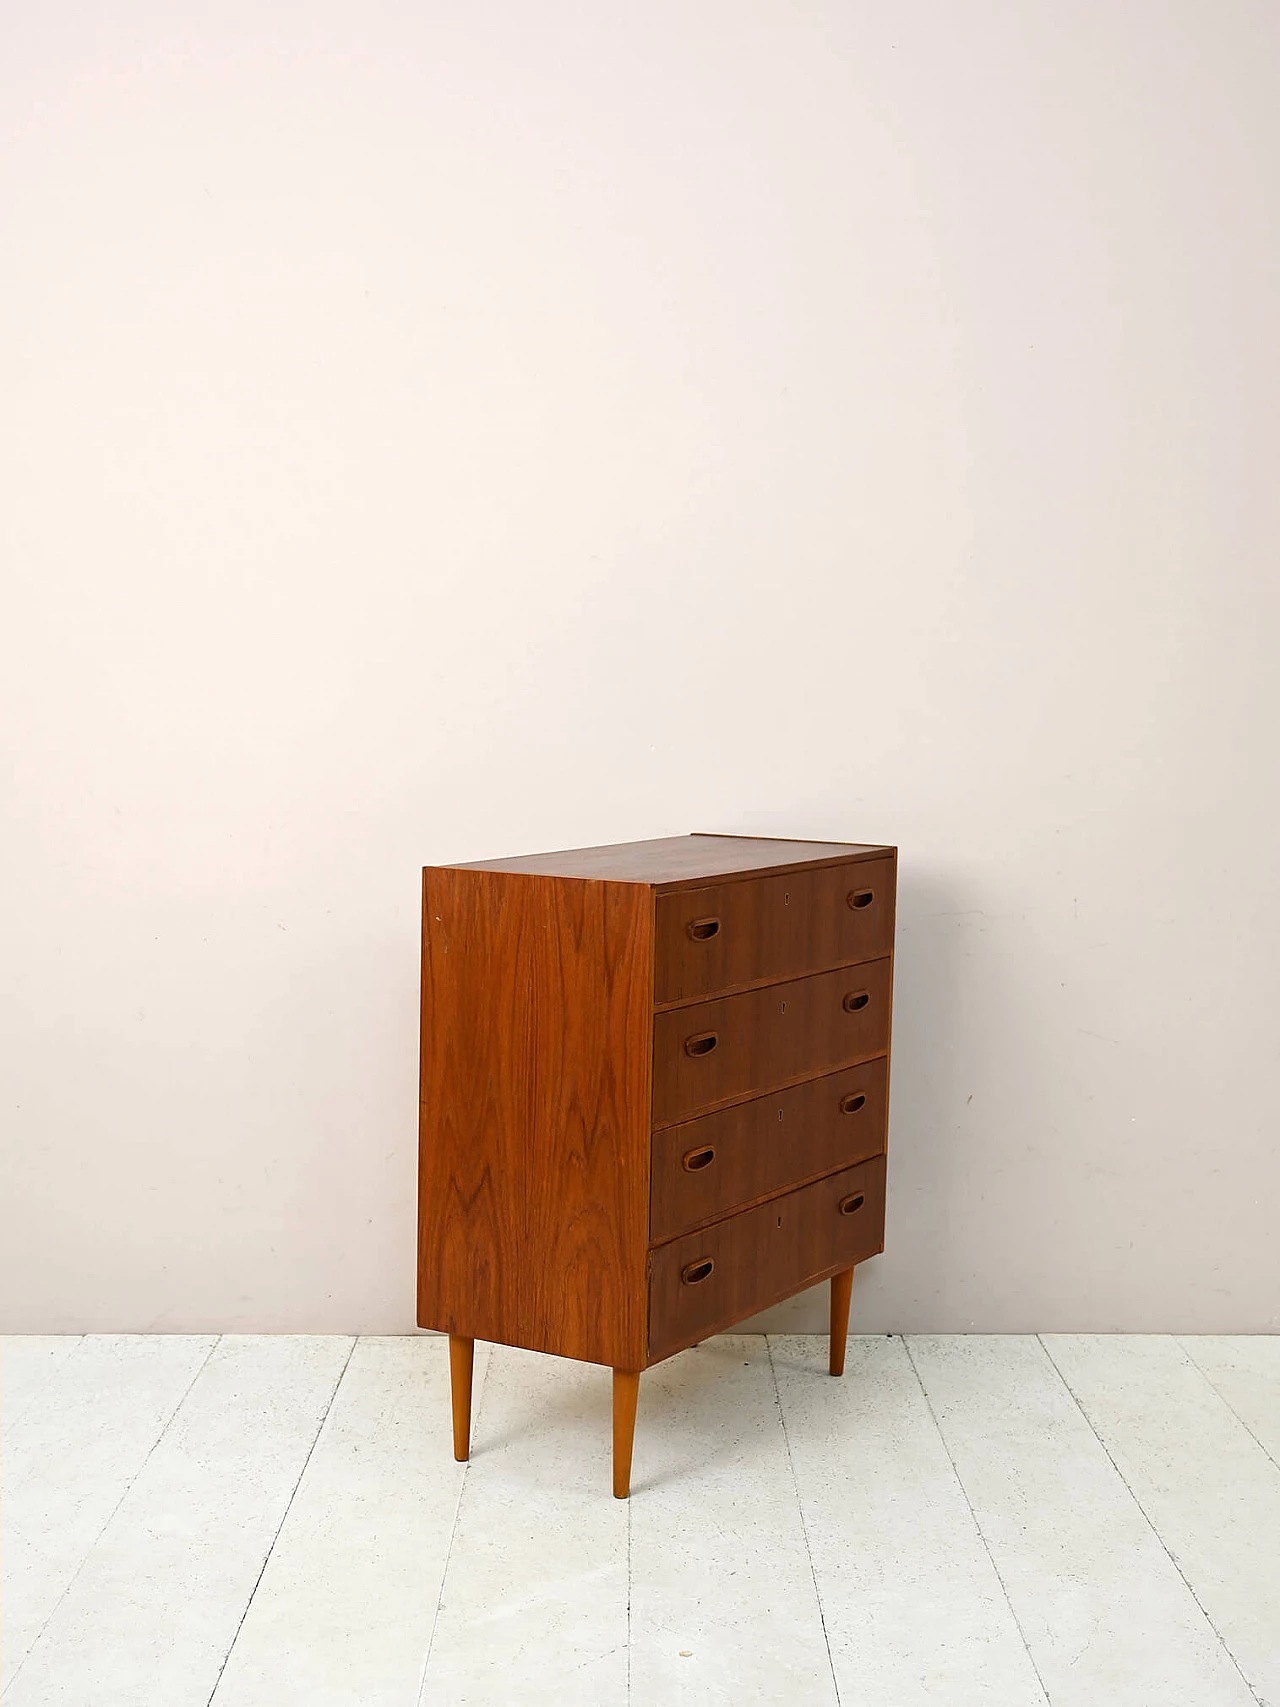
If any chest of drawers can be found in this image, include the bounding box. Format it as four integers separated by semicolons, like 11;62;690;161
418;832;896;1495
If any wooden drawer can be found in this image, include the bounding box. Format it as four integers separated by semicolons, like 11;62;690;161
649;1058;888;1243
648;1155;887;1359
654;856;895;1004
651;958;892;1127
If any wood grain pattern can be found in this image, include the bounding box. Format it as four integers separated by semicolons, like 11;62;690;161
651;958;893;1127
647;1156;887;1362
458;833;890;888
649;1057;889;1243
418;870;653;1369
654;856;896;1004
418;834;897;1489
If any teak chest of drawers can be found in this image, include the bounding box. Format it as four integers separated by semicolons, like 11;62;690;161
417;833;896;1495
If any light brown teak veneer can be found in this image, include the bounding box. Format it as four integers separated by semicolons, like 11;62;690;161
418;833;897;1495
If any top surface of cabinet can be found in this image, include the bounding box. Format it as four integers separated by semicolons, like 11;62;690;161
453;833;893;889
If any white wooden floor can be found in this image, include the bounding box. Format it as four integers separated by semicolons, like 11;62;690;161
2;1334;1278;1706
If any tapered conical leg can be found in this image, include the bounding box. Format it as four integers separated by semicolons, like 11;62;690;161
612;1369;641;1498
830;1268;854;1376
449;1334;475;1461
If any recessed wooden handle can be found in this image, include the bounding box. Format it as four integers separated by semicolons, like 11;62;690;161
682;1145;716;1172
848;889;875;910
686;916;721;942
840;1092;867;1114
681;1257;715;1285
843;991;871;1013
684;1031;719;1057
838;1193;865;1216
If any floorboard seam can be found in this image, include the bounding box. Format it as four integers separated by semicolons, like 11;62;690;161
1036;1335;1263;1707
203;1335;357;1707
0;1333;223;1704
903;1336;1054;1707
1176;1337;1280;1477
626;1468;633;1706
2;1335;86;1434
766;1335;842;1707
416;1341;489;1706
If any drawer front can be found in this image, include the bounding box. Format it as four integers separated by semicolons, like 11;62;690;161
654;856;895;1004
648;1155;887;1359
650;1057;889;1243
652;958;892;1127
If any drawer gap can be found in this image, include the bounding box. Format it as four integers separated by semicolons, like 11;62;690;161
647;1153;887;1251
653;951;896;1014
650;1047;890;1131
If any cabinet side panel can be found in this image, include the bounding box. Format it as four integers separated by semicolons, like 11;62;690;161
417;870;652;1368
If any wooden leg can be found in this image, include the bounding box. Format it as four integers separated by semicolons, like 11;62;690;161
612;1369;641;1499
829;1267;854;1377
449;1334;475;1462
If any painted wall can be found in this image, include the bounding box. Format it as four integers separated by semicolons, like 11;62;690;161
3;1;1277;1333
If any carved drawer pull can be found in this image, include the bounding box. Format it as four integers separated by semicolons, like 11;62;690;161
682;1145;716;1172
840;1092;867;1114
843;990;871;1013
838;1193;866;1216
681;1257;715;1285
686;916;721;942
684;1031;719;1057
848;889;875;910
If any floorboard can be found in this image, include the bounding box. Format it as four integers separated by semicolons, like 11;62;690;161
4;1333;1277;1706
419;1343;628;1707
1046;1333;1280;1705
629;1335;837;1706
907;1335;1257;1707
210;1336;485;1707
772;1333;1048;1707
1181;1335;1280;1469
0;1337;84;1433
1;1334;215;1692
4;1335;351;1707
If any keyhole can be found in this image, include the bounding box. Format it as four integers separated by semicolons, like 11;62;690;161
778;1108;784;1121
777;1215;783;1227
784;891;790;905
781;1000;787;1014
